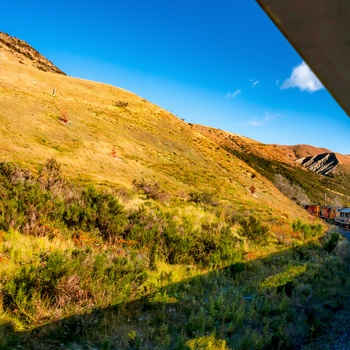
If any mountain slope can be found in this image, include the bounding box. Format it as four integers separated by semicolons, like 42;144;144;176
193;124;350;206
0;32;66;75
0;37;318;222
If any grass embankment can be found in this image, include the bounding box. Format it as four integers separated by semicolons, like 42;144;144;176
1;160;349;349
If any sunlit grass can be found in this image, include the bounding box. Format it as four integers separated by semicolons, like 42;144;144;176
261;264;307;289
0;52;317;223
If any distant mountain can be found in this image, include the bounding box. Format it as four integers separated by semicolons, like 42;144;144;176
275;143;350;167
193;125;350;206
295;153;339;176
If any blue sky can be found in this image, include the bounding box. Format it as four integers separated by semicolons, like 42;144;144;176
2;0;350;153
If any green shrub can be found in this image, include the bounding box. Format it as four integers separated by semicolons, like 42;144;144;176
38;158;64;191
132;178;162;200
188;189;216;206
238;215;269;244
292;219;323;239
2;251;69;321
0;166;65;235
186;334;230;349
323;231;340;253
114;100;128;108
0;160;127;241
80;187;127;242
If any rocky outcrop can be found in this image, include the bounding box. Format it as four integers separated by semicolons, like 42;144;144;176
295;152;338;175
0;32;66;75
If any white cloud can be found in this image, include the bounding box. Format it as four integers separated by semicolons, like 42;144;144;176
241;112;281;127
246;120;262;126
226;89;241;99
264;112;281;123
250;79;259;87
281;61;324;93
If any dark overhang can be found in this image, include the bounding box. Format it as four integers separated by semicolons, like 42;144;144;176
257;0;350;117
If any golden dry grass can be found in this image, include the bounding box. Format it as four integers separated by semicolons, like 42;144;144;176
0;43;316;224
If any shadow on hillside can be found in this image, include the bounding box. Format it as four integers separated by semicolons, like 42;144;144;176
3;241;350;350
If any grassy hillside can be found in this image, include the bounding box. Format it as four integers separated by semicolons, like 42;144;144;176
0;38;315;223
2;34;350;350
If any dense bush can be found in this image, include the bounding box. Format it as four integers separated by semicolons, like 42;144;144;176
292;219;323;239
123;206;239;268
323;231;340;253
0;160;126;241
238;215;269;244
2;249;148;325
0;161;65;235
64;187;127;242
0;160;242;268
3;252;71;321
132;178;163;200
38;158;64;190
188;189;216;205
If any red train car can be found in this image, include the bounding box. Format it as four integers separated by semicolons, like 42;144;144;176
305;205;320;217
319;206;337;220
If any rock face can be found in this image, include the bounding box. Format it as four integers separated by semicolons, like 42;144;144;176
295;152;339;175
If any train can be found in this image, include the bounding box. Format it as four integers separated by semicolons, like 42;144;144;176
305;205;350;228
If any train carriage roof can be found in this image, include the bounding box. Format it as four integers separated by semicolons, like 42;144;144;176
257;0;350;118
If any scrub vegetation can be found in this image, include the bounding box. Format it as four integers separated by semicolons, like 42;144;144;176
1;160;349;350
